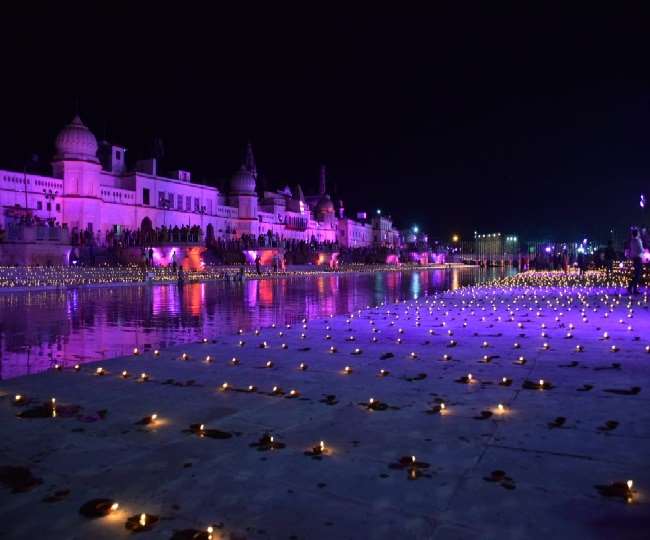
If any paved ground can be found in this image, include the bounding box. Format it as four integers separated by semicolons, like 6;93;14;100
1;272;649;539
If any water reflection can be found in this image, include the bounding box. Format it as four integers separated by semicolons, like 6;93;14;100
0;267;511;379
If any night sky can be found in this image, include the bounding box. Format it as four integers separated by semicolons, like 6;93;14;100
1;5;649;241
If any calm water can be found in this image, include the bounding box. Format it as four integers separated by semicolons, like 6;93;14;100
0;267;511;379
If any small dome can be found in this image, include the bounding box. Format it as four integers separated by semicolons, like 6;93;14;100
230;165;256;194
315;194;335;216
54;115;99;163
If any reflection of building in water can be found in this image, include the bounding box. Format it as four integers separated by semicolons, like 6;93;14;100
0;269;501;379
0;116;400;249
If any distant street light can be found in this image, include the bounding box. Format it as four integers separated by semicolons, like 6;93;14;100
452;234;459;243
412;225;419;234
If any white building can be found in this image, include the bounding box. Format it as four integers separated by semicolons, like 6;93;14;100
0;115;398;249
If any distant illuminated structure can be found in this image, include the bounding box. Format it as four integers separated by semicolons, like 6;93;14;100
0;115;399;248
474;232;519;264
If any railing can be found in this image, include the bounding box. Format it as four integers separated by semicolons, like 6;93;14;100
3;224;70;244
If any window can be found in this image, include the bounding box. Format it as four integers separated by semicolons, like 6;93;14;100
186;196;191;211
158;191;166;207
47;203;51;211
206;200;212;215
194;198;200;212
143;188;150;205
56;203;61;212
177;194;183;210
37;201;43;210
116;150;121;160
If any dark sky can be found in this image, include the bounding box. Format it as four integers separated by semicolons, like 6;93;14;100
1;5;649;241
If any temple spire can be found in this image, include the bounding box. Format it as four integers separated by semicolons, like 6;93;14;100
319;164;326;195
244;141;257;178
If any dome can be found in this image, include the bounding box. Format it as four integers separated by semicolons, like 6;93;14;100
54;115;99;163
230;165;256;194
315;194;335;216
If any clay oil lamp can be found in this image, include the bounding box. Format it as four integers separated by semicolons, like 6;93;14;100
456;373;474;384
514;356;526;365
13;394;27;406
513;342;521;349
645;345;650;353
95;367;106;376
481;341;489;348
202;337;208;344
265;360;274;368
351;348;363;355
271;386;284;396
259;341;269;349
325;334;332;340
371;336;378;342
347;335;356;342
251;433;285;451
133;347;140;356
298;362;308;371
595;479;636;503
238;329;244;335
238;340;245;347
542;342;550;350
255;329;261;336
180;352;190;361
496;403;506;414
53;364;62;371
430;401;446;414
396;338;403;344
247;384;257;392
576;344;584;352
447;339;457;347
74;364;81;372
136;413;158;426
230;357;240;365
286;389;300;399
300;333;306;339
366;397;386;411
121;370;129;379
379;369;390;377
125;512;159;532
499;377;513;387
79;499;120;518
220;382;231;392
343;365;353;375
153;349;160;356
204;355;212;363
281;343;288;349
441;354;452;361
305;440;328;458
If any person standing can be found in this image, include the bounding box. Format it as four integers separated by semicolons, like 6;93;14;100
628;228;644;295
171;250;178;272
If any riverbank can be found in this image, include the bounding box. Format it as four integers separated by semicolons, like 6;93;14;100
0;263;472;292
1;271;648;539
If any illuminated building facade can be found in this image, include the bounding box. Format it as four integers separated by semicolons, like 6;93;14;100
0;115;399;248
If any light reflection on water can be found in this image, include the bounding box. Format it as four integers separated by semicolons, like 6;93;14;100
0;267;511;379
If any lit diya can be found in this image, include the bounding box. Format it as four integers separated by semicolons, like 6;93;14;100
388;455;431;480
79;498;120;518
188;423;232;439
135;413;158;425
304;440;328;458
250;433;285;451
595;480;635;503
125;512;159;532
